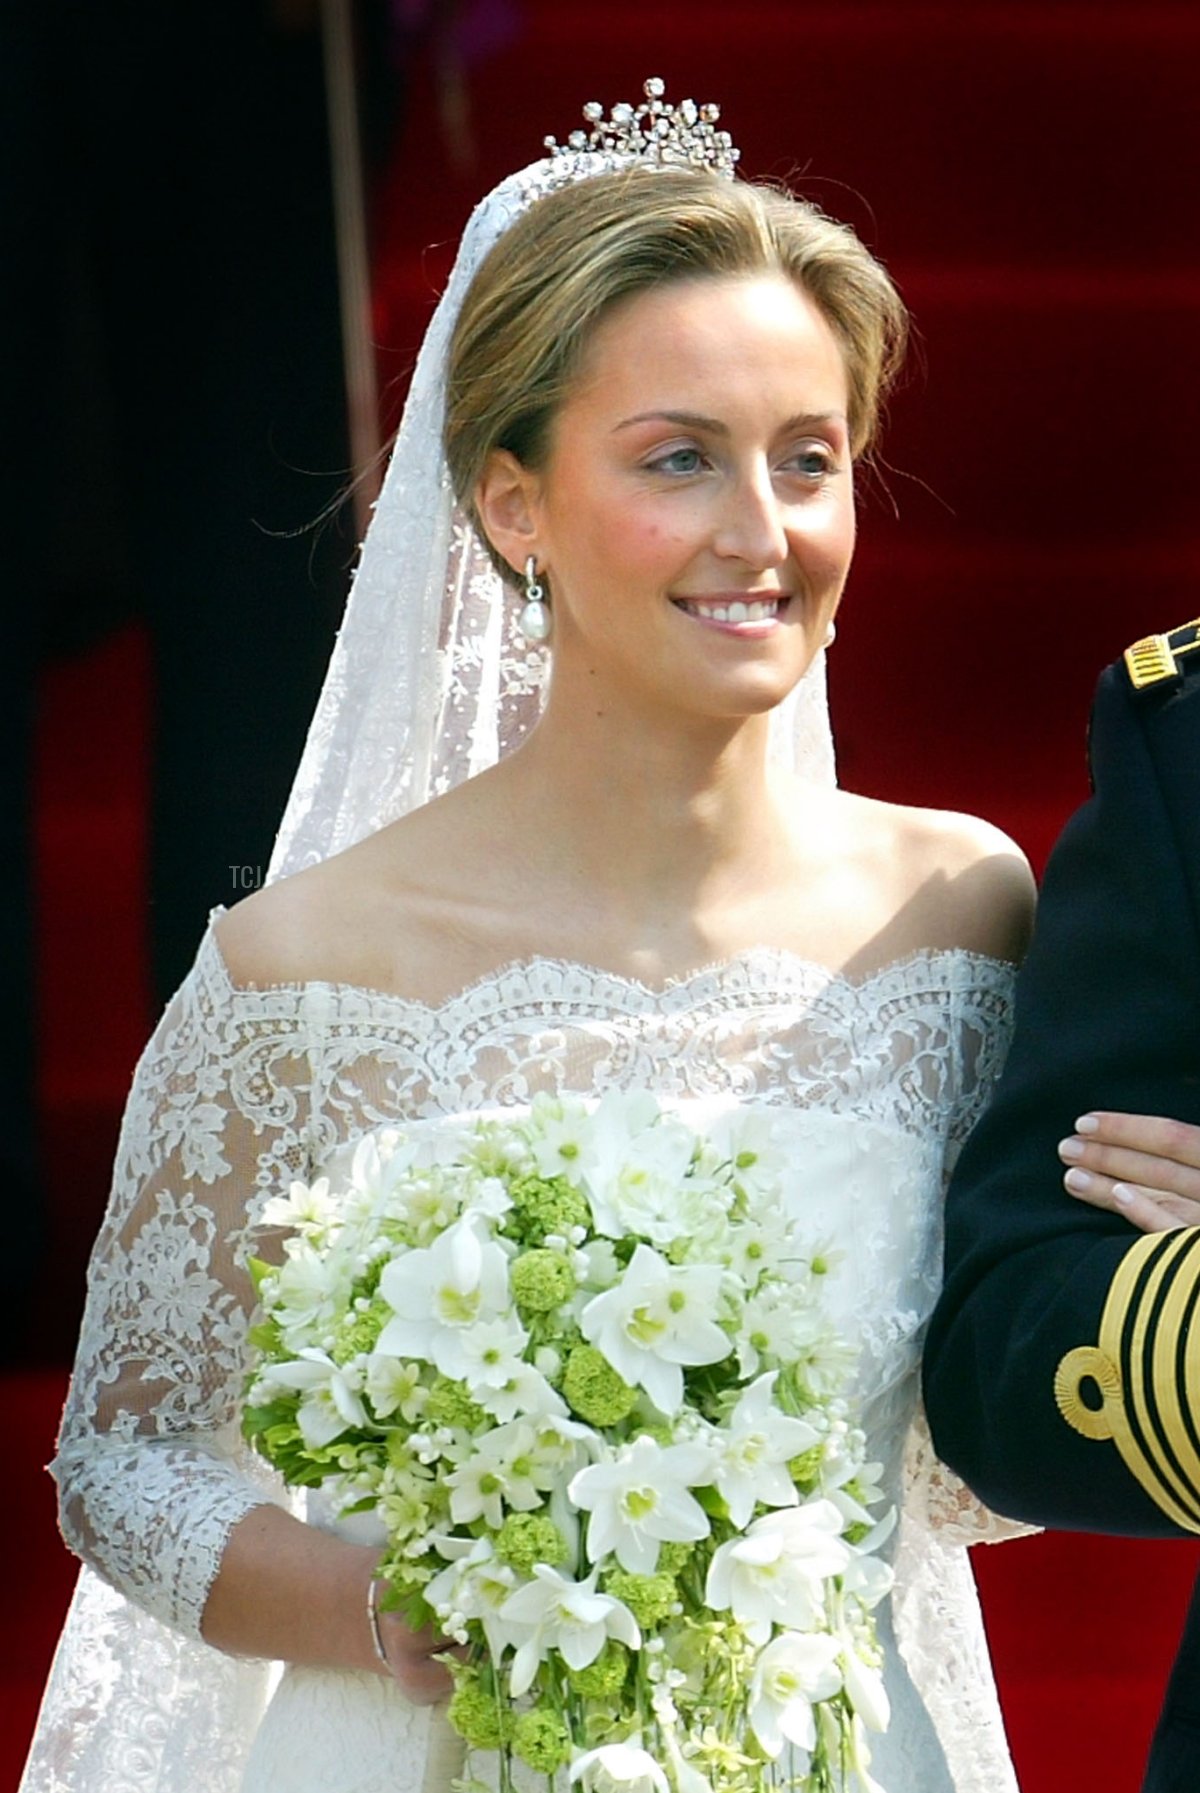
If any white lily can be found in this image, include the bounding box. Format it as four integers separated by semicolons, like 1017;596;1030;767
705;1499;851;1643
748;1629;842;1759
710;1372;820;1528
569;1432;711;1573
500;1565;640;1698
376;1213;510;1374
580;1243;729;1416
569;1744;669;1793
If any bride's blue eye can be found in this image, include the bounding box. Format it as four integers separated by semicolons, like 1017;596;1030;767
646;445;706;475
788;446;835;478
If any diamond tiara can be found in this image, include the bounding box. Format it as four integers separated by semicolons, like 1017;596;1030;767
543;77;739;182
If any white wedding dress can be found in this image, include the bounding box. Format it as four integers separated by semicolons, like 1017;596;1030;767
23;923;1025;1793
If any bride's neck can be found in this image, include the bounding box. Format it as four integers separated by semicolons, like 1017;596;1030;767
487;702;790;899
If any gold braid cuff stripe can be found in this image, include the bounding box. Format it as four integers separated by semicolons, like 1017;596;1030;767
1055;1228;1200;1533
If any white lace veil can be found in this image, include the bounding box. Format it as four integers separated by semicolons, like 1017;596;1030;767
267;154;836;886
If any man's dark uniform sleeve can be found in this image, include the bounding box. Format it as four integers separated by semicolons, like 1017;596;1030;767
924;623;1200;1539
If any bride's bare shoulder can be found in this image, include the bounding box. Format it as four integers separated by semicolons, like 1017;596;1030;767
214;849;375;992
213;804;467;994
829;788;1036;965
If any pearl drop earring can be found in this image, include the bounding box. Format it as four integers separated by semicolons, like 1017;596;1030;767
518;555;552;643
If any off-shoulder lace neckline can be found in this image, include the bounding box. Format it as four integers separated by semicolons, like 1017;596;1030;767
204;906;1015;1020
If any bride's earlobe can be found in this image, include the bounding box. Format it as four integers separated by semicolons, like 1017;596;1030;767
475;449;541;570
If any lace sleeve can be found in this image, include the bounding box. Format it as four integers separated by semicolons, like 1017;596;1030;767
50;930;318;1640
902;1401;1038;1543
905;964;1038;1545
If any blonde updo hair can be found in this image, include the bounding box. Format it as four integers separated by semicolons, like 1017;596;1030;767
444;166;908;585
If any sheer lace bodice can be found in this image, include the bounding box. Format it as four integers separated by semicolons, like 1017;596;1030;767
26;926;1023;1793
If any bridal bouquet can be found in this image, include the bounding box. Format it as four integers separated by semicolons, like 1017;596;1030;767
243;1092;895;1793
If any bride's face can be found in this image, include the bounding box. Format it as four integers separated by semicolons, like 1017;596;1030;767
501;272;855;726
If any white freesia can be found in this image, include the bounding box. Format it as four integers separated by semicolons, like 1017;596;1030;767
569;1433;711;1573
269;1242;349;1344
581;1095;704;1245
580;1243;729;1416
734;1285;822;1379
261;1174;336;1236
347;1127;420;1209
376;1212;510;1373
824;1452;889;1533
748;1630;842;1758
474;1357;568;1424
501;1565;640;1697
710;1372;820;1527
425;1535;522;1656
253;1349;367;1449
455;1315;530;1393
570;1744;669;1793
842;1551;895;1610
445;1418;557;1527
526;1093;594;1184
707;1108;789;1203
363;1354;426;1422
705;1500;851;1643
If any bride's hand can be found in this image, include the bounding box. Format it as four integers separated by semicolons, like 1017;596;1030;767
1059;1111;1200;1232
374;1605;457;1704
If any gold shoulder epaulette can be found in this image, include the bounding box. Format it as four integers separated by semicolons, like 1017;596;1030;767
1056;1228;1200;1533
1124;618;1200;692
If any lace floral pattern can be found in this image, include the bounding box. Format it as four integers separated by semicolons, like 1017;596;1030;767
26;933;1021;1793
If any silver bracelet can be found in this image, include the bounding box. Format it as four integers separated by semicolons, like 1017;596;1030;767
367;1577;390;1668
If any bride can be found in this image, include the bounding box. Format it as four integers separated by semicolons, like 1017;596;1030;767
27;83;1037;1793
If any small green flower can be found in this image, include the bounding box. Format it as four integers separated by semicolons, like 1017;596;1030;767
494;1511;569;1573
602;1568;678;1629
511;1709;573;1773
655;1540;695;1576
565;1640;630;1698
425;1378;489;1432
788;1445;824;1486
507;1174;590;1240
562;1345;637;1426
332;1297;390;1363
510;1248;575;1313
447;1671;511;1750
